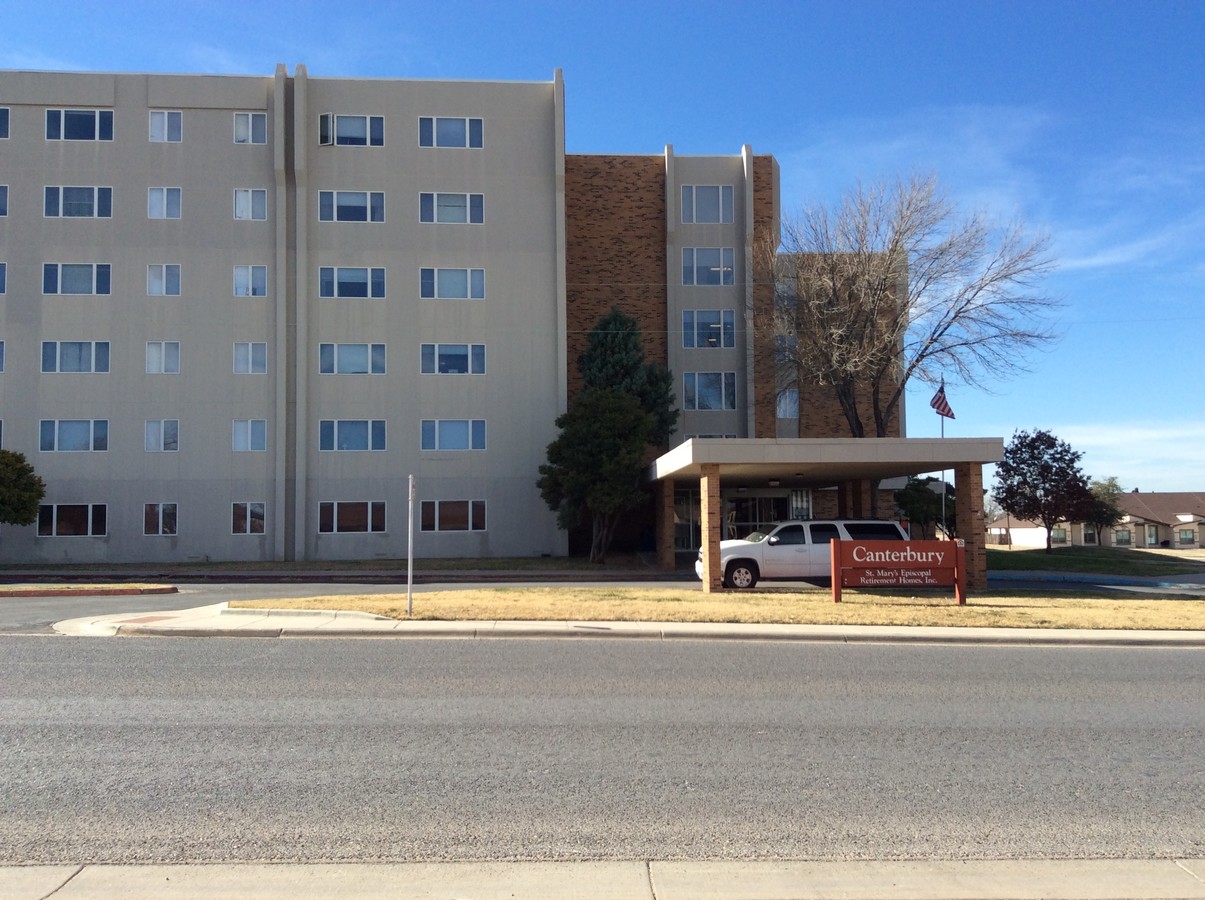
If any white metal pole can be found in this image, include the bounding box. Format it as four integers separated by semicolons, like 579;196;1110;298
407;474;415;617
940;414;947;539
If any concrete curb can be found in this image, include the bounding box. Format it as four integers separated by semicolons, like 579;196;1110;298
93;615;1205;647
0;585;179;598
4;858;1205;899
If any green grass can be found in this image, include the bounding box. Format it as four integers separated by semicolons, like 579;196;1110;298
987;546;1205;577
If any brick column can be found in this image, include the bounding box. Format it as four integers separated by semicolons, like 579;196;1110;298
954;462;987;591
657;479;676;571
700;464;724;593
854;480;872;518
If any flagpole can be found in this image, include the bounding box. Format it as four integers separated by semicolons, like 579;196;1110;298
940;410;946;538
930;379;951;539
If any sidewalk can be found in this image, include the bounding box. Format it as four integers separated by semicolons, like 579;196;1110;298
6;858;1205;899
53;600;1205;646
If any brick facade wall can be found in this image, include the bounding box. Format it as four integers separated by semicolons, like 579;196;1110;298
751;155;780;439
797;383;901;438
563;155;667;404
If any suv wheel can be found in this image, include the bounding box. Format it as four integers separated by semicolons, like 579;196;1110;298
725;561;758;589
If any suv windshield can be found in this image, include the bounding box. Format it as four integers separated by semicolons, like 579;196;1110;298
743;531;769;543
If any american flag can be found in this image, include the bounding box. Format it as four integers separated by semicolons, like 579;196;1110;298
930;382;955;419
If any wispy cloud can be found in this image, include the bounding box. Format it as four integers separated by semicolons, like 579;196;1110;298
1051;421;1205;491
1056;211;1205;271
779;104;1055;221
0;50;84;71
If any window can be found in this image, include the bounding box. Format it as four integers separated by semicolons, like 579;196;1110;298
43;263;111;295
776;389;799;419
683;309;735;348
420;192;484;224
421;500;486;532
234;342;267;374
1179;529;1196;545
319;501;386;533
144;503;178;536
319;267;385;299
421;419;486;451
319;113;383;146
418;116;483;148
148;187;181;219
319;343;385;375
1051;527;1067;545
0;263;5;294
1083;524;1097;545
146;341;180;374
1114;528;1132;546
232;419;267;452
683;248;735;285
148;110;182;143
44;186;113;218
232;502;265;534
0;108;8;139
144;419;179;452
38;504;107;536
420;268;485;300
234;189;267;221
319;419;386;452
319;191;384;222
147;264;181;296
684;372;737;410
0;342;4;371
41;341;110;373
420;343;485;375
46;109;113;141
682;185;734;224
233;265;268;297
0;185;6;216
39;419;108;451
234;112;267;144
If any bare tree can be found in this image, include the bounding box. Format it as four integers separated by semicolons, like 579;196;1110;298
771;174;1056;440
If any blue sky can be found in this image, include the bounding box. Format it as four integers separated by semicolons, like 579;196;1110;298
5;0;1203;491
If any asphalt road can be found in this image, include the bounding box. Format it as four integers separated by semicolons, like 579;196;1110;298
1;637;1201;864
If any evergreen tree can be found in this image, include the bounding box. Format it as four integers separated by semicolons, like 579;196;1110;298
0;450;46;527
537;389;653;563
578;307;678;445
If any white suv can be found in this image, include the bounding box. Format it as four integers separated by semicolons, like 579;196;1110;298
695;519;910;589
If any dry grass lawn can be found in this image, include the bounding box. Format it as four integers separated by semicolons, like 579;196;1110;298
231;586;1205;631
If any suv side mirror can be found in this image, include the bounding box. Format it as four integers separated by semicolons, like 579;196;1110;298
767;535;780;545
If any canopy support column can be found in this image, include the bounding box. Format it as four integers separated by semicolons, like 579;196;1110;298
700;464;723;593
954;462;987;591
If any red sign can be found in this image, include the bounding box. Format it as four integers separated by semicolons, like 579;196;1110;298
831;539;966;604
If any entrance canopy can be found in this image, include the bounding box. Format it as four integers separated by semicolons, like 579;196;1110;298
649;437;1004;488
648;438;1004;593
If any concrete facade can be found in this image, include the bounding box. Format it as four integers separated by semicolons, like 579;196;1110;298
0;66;567;562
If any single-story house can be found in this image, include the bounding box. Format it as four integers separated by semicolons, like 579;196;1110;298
986;491;1205;549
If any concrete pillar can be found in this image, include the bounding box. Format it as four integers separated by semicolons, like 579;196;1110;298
657;479;676;571
700;464;723;593
954;462;987;591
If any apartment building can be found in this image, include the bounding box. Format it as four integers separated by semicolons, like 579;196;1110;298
0;64;786;564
